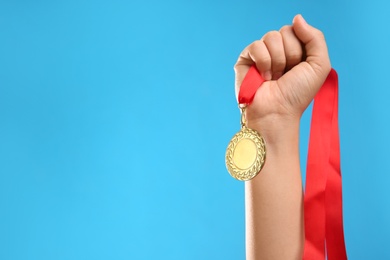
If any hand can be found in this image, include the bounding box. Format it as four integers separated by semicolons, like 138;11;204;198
234;15;331;138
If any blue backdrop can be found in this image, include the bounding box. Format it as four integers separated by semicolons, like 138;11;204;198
0;0;389;259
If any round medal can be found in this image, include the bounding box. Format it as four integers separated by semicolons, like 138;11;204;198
225;126;266;181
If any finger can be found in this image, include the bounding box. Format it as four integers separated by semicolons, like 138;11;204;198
292;14;331;78
280;25;303;71
234;59;252;100
262;31;286;80
236;40;272;80
234;40;272;97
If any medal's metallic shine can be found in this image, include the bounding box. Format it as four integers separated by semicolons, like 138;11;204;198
225;107;266;181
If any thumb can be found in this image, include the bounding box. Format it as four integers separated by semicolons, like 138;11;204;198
292;14;331;78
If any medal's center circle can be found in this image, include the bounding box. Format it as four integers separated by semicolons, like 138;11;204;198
233;138;257;169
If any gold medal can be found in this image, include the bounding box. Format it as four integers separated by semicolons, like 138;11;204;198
225;106;266;181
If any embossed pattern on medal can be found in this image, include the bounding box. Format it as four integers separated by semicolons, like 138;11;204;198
225;127;266;181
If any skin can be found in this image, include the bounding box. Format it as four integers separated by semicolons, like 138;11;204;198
234;15;331;260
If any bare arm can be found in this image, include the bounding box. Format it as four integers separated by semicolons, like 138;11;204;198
234;15;331;260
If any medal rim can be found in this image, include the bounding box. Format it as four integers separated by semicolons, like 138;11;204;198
225;127;266;181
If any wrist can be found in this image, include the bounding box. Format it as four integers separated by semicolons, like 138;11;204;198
247;114;300;153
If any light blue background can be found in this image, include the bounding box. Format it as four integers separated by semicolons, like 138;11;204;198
0;0;388;259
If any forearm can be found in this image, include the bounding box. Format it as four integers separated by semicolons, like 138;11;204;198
235;14;329;260
245;117;304;260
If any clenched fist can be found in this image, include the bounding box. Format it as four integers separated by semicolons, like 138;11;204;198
234;15;331;143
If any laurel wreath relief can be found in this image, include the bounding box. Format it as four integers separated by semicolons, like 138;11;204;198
225;127;266;181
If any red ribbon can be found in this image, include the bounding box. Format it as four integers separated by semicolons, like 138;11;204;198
238;65;347;260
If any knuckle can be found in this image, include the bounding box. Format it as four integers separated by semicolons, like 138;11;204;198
250;40;263;49
314;29;326;40
246;40;262;53
248;40;272;65
279;25;292;34
264;30;282;41
233;57;242;71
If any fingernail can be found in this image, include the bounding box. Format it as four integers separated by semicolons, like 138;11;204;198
262;71;272;81
300;14;307;24
293;14;307;25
